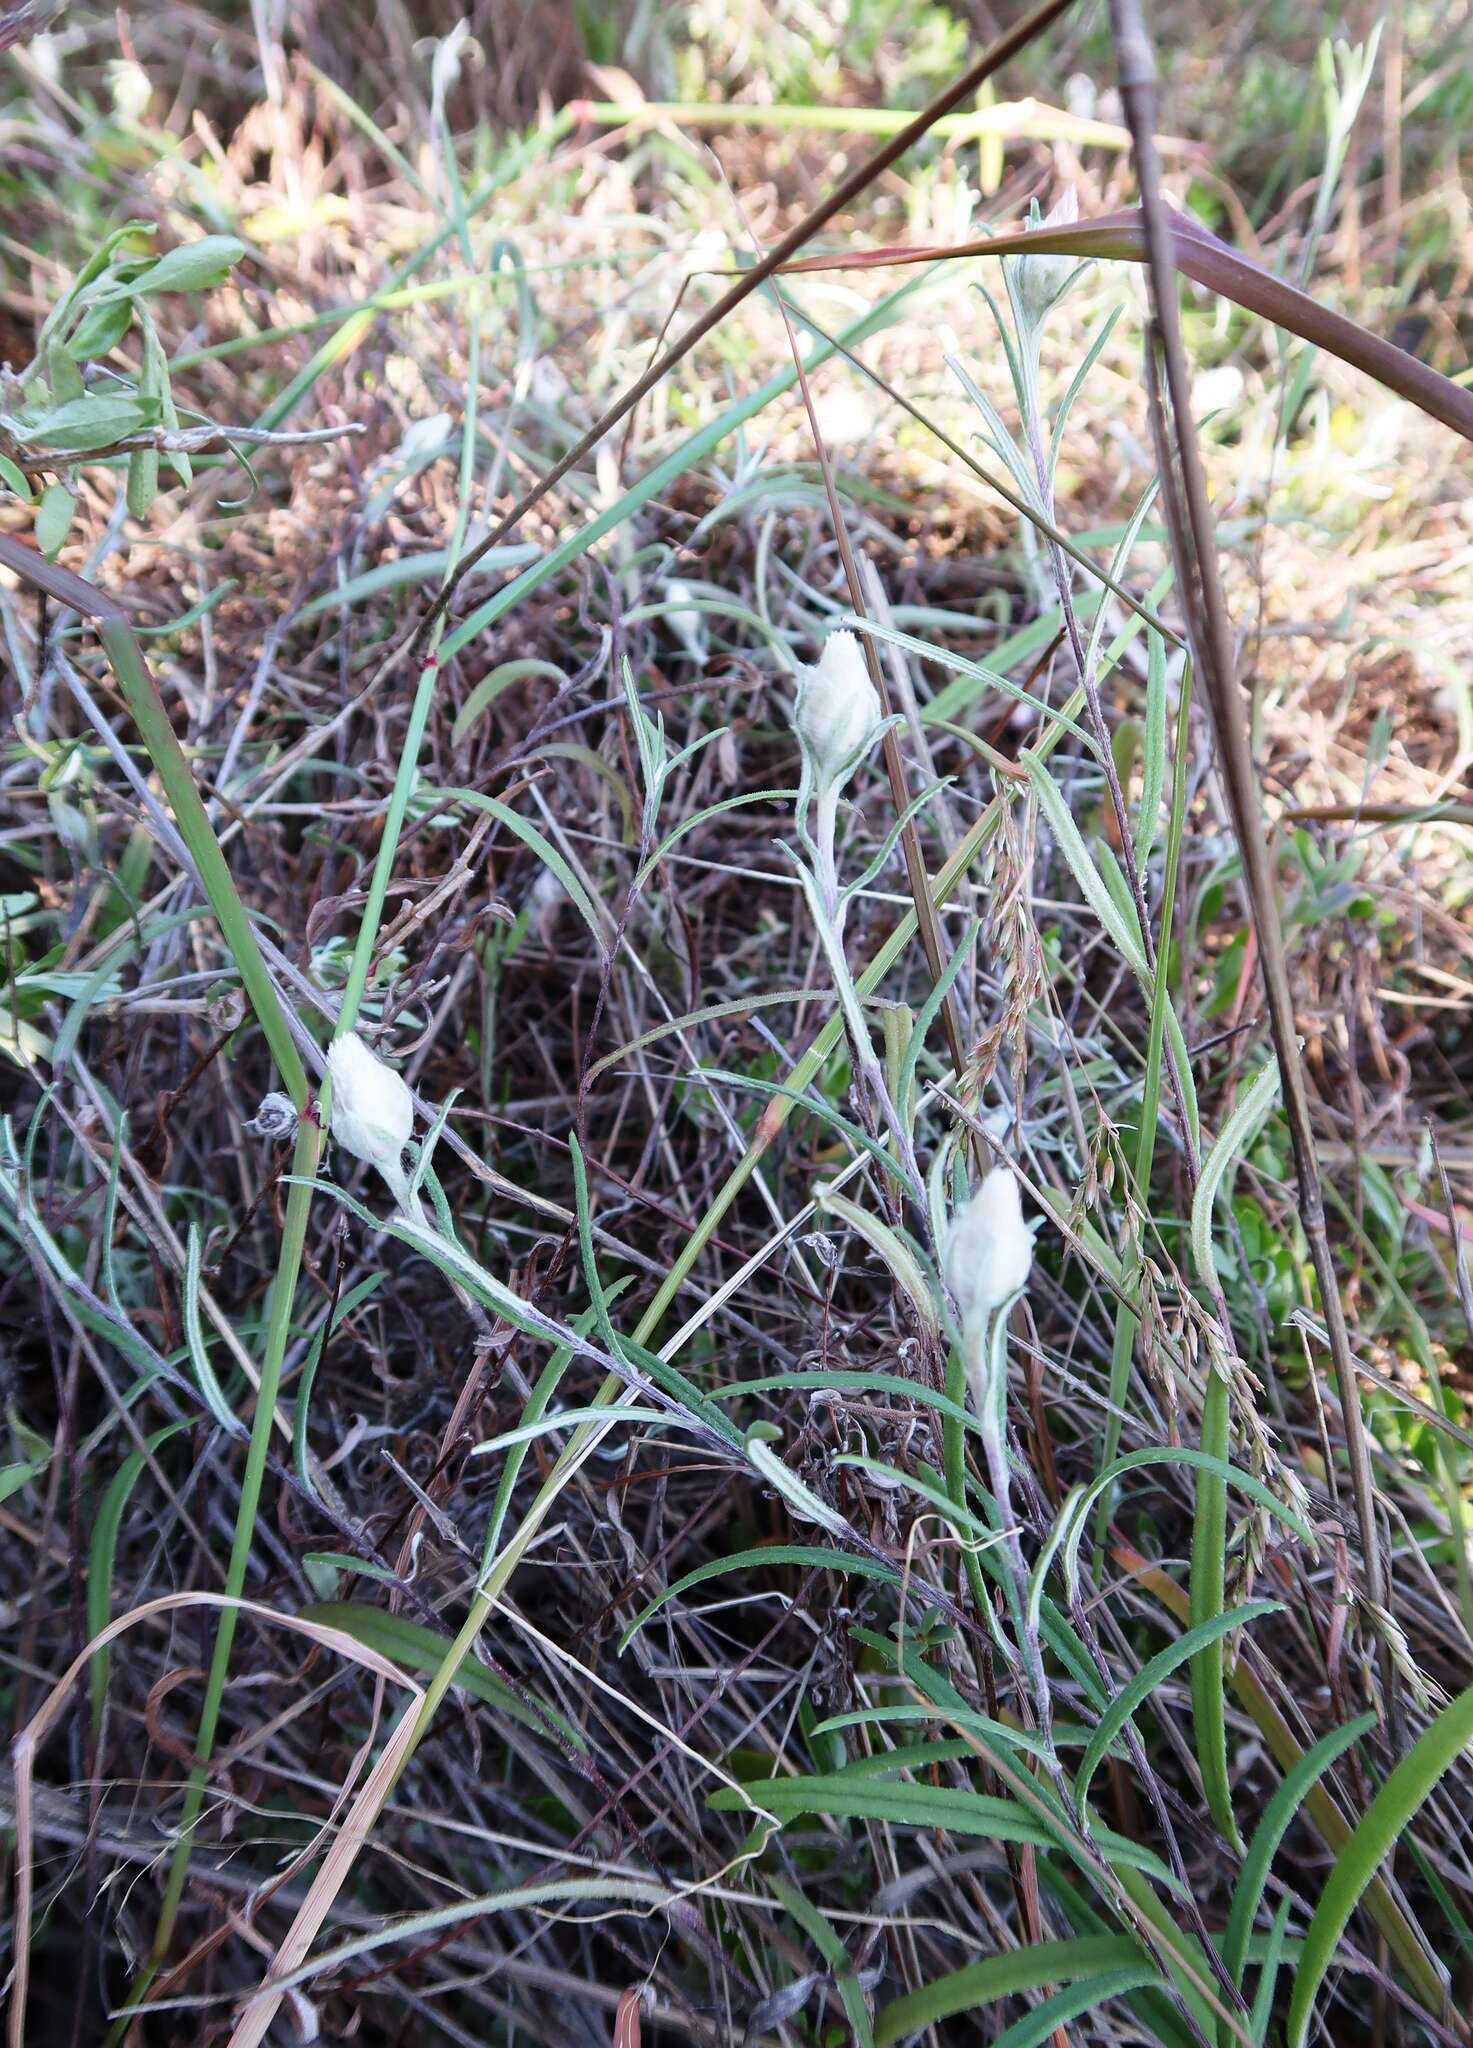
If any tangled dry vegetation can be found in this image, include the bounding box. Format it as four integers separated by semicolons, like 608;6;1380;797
1;5;1472;2047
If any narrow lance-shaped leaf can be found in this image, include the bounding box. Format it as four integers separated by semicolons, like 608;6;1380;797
1286;1684;1473;2047
1191;1061;1281;1287
1077;1599;1281;1819
1220;1711;1377;2019
872;1936;1153;2048
816;1184;944;1339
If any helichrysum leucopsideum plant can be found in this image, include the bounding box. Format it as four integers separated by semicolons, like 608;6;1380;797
784;623;1059;1765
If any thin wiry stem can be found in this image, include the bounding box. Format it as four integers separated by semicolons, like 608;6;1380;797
1104;0;1394;1722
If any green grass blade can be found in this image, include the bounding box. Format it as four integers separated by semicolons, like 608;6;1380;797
813;1188;942;1338
1249;1894;1295;2044
86;1424;188;1730
1286;1684;1473;2048
1190;1367;1242;1851
1094;661;1194;1549
1221;1711;1376;2002
620;1546;898;1650
872;1936;1150;2045
1190;1061;1281;1288
1135;626;1167;859
1078;1597;1281;1820
710;1772;1058;1845
433;788;608;953
1042;1445;1313;1618
96;616;308;1108
987;1968;1162;2048
182;1224;241;1437
769;1876;876;2048
292;1274;384;1495
301;1602;584;1749
1022;747;1148;976
298;544;539;619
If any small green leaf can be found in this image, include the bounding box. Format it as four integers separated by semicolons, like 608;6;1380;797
431;788;608;956
19;393;161;453
1136;627;1168;858
70;294;134;360
0;1460;42;1506
36;482;76;558
745;1430;851;1536
814;1185;943;1339
45;342;85;403
1022;747;1149;976
182;1223;241;1436
126;446;158;520
1191;1061;1281;1287
0;452;34;501
133;234;248;296
87;1423;189;1729
302;1551;396;1589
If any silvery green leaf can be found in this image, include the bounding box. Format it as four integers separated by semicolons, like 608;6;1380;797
70;295;133;360
18;393;161;453
35;482;76;558
133;235;248;296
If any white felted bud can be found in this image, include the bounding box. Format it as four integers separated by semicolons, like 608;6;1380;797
792;629;883;792
944;1167;1034;1341
327;1032;419;1218
1008;187;1082;333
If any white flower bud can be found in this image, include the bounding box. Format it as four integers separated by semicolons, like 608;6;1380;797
326;1033;418;1217
792;629;883;792
109;59;152;123
1007;187;1082;334
944;1167;1034;1342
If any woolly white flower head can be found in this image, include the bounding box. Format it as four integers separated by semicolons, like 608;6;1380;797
792;629;883;792
326;1032;418;1218
944;1167;1034;1341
